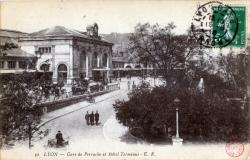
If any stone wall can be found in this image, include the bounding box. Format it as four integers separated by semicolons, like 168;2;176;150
37;84;119;114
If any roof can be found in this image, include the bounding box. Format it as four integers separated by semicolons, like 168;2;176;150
0;29;27;38
1;48;35;58
0;29;27;44
29;26;88;38
24;26;112;45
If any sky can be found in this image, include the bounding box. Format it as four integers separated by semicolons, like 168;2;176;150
0;0;249;34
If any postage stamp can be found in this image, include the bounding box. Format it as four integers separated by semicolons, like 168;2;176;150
191;1;246;48
212;6;246;48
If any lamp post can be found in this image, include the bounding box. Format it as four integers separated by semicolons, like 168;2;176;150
26;113;34;149
172;98;183;146
174;98;180;138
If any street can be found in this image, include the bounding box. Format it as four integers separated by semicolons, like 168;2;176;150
31;77;147;149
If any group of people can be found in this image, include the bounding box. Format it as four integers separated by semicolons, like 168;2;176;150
85;111;99;126
127;80;136;90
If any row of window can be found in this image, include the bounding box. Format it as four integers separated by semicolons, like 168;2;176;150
113;62;124;68
0;61;35;69
38;47;52;54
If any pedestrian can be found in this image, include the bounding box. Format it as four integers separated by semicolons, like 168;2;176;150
90;111;95;126
132;81;136;89
85;111;90;125
94;111;99;125
127;80;131;90
55;130;64;147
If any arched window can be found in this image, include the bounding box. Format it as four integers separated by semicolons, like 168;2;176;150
58;64;67;72
40;64;50;72
58;64;67;84
126;65;132;68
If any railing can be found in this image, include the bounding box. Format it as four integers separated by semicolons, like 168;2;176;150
106;82;120;91
37;82;120;113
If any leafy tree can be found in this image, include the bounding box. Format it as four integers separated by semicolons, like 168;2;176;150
113;82;248;143
0;73;42;144
128;23;199;85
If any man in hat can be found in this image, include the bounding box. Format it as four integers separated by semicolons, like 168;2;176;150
55;130;64;146
89;111;95;126
94;110;99;125
85;111;90;125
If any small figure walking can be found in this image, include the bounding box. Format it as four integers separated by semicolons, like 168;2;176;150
95;111;99;125
56;130;64;147
132;81;136;89
127;80;131;90
90;111;95;126
85;111;90;125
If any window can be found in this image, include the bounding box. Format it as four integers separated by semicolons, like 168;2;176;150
19;61;27;69
38;47;51;54
8;61;16;69
40;64;50;72
0;61;4;68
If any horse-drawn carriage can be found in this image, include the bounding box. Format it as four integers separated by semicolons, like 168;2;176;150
47;138;69;148
72;86;87;95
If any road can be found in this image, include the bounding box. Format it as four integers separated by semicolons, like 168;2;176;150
30;77;148;149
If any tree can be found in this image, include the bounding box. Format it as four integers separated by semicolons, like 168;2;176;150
0;73;42;145
128;23;199;85
113;82;248;143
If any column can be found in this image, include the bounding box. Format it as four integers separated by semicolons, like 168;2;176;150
3;61;8;69
97;56;100;68
106;55;109;68
106;54;110;82
52;48;57;84
85;55;89;79
67;44;74;84
16;61;19;69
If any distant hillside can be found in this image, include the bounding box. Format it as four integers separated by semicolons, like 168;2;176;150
101;32;131;44
101;33;131;53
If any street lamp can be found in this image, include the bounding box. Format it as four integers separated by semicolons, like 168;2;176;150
174;98;180;138
172;97;183;146
26;113;34;149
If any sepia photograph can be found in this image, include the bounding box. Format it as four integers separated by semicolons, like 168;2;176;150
0;0;250;159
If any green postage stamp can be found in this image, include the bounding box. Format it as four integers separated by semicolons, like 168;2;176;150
212;6;246;48
192;1;246;48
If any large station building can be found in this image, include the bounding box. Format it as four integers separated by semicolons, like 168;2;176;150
19;24;113;84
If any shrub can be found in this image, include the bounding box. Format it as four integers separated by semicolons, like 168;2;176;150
113;82;249;143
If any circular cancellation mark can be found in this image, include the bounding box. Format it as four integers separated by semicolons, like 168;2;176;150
191;1;238;48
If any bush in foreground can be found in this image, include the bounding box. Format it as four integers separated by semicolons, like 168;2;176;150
113;82;249;143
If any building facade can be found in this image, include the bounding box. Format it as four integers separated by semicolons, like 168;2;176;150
0;48;37;74
0;29;36;74
19;24;113;84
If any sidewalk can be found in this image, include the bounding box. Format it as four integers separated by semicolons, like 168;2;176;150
102;115;128;142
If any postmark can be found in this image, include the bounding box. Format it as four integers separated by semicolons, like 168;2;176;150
225;143;244;157
192;1;222;48
191;1;245;48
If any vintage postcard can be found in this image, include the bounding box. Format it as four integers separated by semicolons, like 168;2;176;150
0;0;250;159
